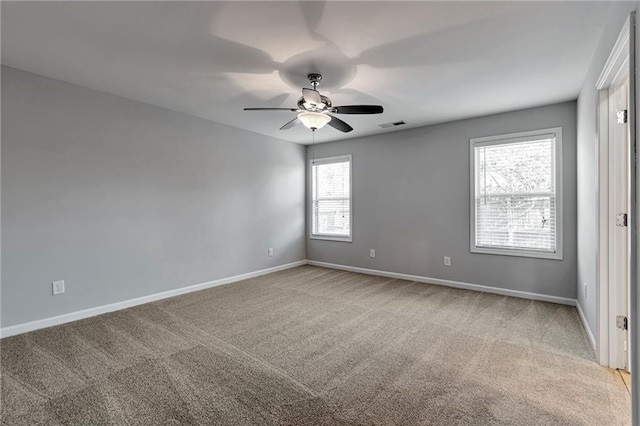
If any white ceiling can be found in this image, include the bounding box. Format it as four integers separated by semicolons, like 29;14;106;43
2;1;614;144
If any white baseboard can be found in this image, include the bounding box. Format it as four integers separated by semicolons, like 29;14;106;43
576;301;597;351
0;260;307;338
307;260;577;306
1;259;581;338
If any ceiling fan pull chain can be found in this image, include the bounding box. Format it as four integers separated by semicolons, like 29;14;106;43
311;129;315;163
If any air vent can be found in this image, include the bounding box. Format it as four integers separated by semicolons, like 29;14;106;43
379;121;406;128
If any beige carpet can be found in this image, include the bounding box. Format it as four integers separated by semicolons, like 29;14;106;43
0;265;631;425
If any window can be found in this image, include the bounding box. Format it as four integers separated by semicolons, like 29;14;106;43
310;154;352;242
470;128;563;259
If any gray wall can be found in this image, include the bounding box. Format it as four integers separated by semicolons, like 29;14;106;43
1;66;306;327
576;3;636;336
307;102;577;299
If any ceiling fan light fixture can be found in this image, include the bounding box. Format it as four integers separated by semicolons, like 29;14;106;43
298;111;331;130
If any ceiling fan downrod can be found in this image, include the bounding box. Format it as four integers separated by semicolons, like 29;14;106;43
308;73;322;90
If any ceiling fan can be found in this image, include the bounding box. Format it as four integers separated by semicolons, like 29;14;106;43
243;73;383;133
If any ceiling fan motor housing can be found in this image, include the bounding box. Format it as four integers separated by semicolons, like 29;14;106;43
297;95;331;112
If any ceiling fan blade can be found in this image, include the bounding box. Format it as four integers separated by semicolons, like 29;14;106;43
280;117;301;130
327;115;353;133
244;107;298;111
302;88;322;106
332;105;384;114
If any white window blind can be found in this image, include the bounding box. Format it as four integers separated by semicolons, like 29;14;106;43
311;155;352;241
471;128;562;259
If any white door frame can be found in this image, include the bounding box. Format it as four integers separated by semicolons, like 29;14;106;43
629;11;638;424
595;16;630;368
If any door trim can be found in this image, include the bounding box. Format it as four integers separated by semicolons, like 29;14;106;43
628;11;638;426
595;16;630;368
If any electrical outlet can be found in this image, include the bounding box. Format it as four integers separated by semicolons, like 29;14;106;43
268;248;274;257
444;256;451;267
52;280;65;295
370;249;376;258
583;283;588;300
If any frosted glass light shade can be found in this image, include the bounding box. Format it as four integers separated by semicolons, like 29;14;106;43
298;111;331;130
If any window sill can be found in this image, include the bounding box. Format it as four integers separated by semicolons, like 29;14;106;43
471;246;563;260
310;234;353;243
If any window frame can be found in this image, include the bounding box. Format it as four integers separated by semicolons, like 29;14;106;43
309;154;353;242
469;127;563;260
